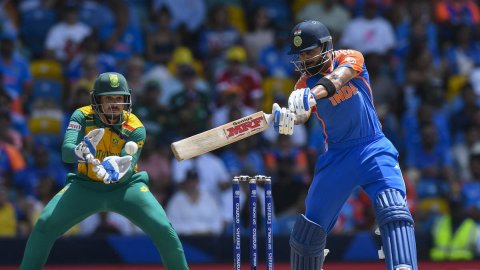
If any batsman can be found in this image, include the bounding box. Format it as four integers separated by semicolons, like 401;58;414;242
20;72;189;269
272;21;418;270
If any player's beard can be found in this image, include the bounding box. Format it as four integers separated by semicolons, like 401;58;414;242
100;103;123;125
292;51;332;77
304;53;331;76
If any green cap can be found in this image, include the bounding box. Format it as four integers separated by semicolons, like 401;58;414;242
92;72;130;95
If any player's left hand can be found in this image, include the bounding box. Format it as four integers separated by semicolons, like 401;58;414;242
288;88;316;117
74;128;105;162
95;156;132;184
272;103;295;135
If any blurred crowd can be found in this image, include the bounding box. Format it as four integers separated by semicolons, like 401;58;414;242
0;0;480;254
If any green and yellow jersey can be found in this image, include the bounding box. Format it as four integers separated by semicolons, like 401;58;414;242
62;106;145;182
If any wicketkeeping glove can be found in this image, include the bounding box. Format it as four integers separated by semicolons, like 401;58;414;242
95;156;132;184
272;103;295;135
74;128;105;162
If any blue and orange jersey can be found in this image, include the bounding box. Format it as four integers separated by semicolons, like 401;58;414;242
295;49;382;148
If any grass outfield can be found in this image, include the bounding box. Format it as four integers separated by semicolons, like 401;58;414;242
2;261;480;270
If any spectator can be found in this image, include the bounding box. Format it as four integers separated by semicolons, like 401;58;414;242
171;152;231;213
0;109;23;150
166;169;224;236
198;4;241;78
452;125;480;180
125;55;146;97
0;30;33;114
0;184;16;237
216;46;263;108
18;0;57;59
137;134;173;205
461;148;480;221
44;2;92;63
19;145;67;197
152;0;206;32
69;54;100;96
444;24;480;76
340;0;396;56
79;211;141;236
406;122;453;199
170;65;212;137
99;0;144;68
0;90;30;149
391;1;440;85
133;80;173;143
296;0;350;38
91;212;122;236
243;5;275;65
221;136;266;177
257;29;293;77
211;86;255;129
26;176;62;235
435;0;480;42
66;34;117;83
0;126;26;188
269;153;308;218
450;83;479;145
264;135;309;184
430;194;480;261
145;6;180;66
77;0;115;31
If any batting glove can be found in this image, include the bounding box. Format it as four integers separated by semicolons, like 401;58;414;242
288;88;316;117
96;156;132;184
272;103;295;135
74;128;105;162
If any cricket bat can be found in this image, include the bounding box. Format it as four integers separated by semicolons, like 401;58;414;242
171;111;273;161
171;97;316;161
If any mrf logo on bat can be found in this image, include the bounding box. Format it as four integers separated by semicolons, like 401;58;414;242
223;115;265;139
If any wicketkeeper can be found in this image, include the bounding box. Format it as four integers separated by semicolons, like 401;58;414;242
20;72;189;270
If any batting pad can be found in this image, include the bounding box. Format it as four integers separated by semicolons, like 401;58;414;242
290;214;327;270
375;189;418;270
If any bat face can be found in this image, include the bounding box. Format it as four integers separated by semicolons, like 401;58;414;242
171;111;271;161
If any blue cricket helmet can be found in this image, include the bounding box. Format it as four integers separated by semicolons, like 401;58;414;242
288;20;333;75
288;20;332;55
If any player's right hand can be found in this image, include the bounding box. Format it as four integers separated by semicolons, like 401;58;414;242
74;128;105;162
96;156;132;184
272;103;295;135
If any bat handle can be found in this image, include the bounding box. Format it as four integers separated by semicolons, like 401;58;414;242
265;113;301;125
265;98;316;125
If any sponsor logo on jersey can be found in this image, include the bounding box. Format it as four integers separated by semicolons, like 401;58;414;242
140;186;149;192
345;56;357;64
67;121;82;130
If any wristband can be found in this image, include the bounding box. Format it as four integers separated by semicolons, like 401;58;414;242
315;77;336;98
